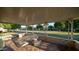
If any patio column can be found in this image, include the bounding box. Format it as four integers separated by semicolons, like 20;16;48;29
32;25;35;34
70;20;74;40
44;23;48;37
26;25;27;33
67;19;74;40
68;21;70;40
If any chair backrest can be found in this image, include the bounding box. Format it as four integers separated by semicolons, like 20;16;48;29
65;40;79;51
4;39;19;51
5;38;44;51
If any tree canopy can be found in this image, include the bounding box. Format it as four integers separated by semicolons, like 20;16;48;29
36;24;43;30
27;25;32;30
48;25;54;31
54;22;65;31
0;19;79;32
0;23;21;29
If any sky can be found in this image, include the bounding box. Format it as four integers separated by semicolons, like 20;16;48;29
21;22;55;28
48;22;54;26
32;22;55;28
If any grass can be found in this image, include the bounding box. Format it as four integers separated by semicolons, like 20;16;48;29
28;31;79;41
47;31;79;41
0;32;16;36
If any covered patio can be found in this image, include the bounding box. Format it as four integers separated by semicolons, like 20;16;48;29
0;7;79;51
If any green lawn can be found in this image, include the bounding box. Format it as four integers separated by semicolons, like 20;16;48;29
0;32;16;36
48;33;79;41
28;31;79;41
46;31;79;41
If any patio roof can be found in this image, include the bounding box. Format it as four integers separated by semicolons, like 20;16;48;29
0;7;79;25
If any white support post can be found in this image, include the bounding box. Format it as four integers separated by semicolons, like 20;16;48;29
68;21;70;40
26;25;27;34
31;25;33;34
67;19;74;40
70;20;74;40
25;17;28;33
44;23;48;37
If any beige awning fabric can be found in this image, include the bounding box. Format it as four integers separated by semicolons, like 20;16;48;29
0;7;79;25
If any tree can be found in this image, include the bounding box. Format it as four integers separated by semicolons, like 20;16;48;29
64;20;79;32
27;25;32;30
0;23;21;29
0;23;12;29
48;25;54;31
73;20;79;32
3;24;12;29
11;24;21;29
0;23;4;28
36;24;43;30
54;22;65;31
